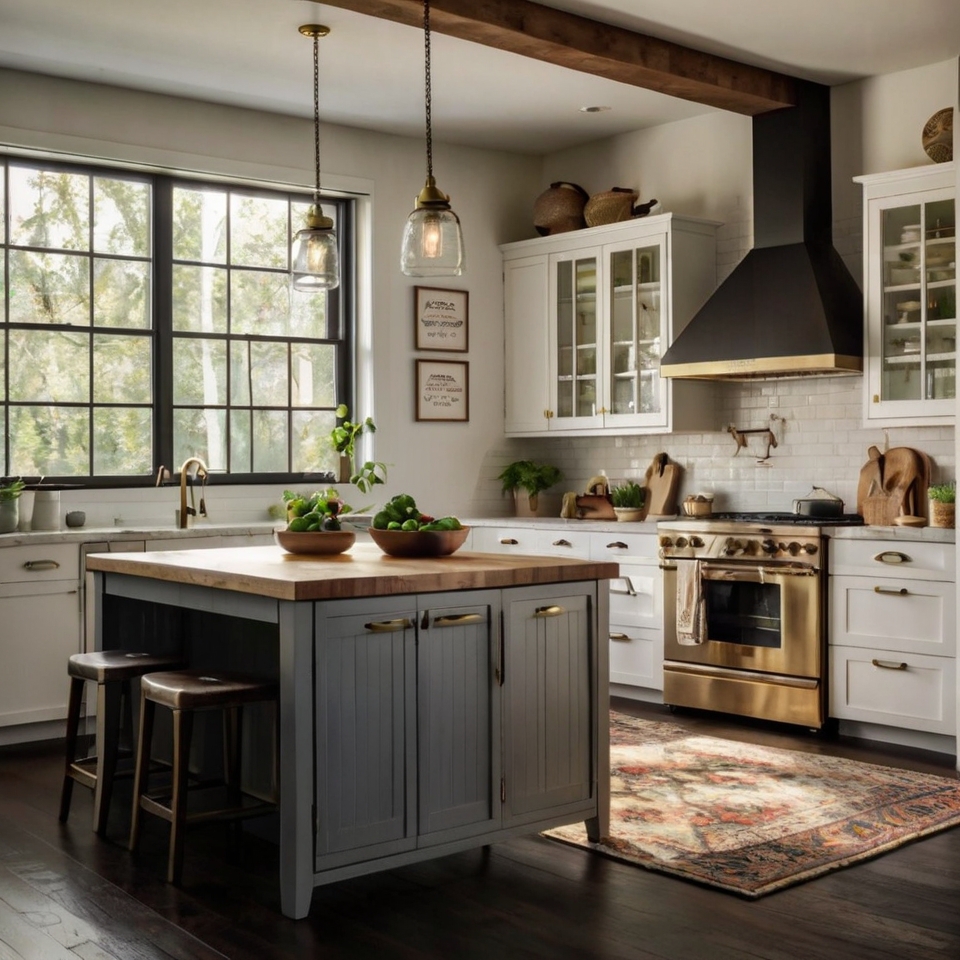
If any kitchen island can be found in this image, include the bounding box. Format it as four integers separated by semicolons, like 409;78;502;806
86;542;617;919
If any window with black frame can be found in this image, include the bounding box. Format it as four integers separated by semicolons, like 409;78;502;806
0;156;352;484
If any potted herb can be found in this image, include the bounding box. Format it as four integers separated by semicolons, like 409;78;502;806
928;481;955;528
329;404;387;493
498;460;563;517
0;477;25;534
610;481;645;522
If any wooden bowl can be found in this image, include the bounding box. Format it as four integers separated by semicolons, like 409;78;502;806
368;526;470;558
274;529;355;555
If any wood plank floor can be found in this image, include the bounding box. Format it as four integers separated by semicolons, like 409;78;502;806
1;699;958;960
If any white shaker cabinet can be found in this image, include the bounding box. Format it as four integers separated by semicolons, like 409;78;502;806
828;537;956;737
501;214;719;437
0;544;81;728
855;163;956;425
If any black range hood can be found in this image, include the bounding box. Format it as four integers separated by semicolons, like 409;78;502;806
661;81;863;380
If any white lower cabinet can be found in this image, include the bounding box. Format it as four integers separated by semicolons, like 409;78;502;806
828;537;956;736
472;523;663;693
0;544;81;728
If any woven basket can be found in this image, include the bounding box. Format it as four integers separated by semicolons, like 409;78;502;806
922;108;953;163
533;182;588;236
584;188;638;227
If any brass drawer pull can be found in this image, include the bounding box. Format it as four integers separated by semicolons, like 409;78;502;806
433;613;484;627
606;541;629;549
874;586;909;596
23;559;61;571
364;618;413;633
872;658;908;671
552;539;572;547
534;605;565;618
874;551;911;564
610;632;631;642
499;538;519;545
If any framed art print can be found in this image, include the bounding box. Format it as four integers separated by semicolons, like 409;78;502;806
414;286;469;352
416;359;469;422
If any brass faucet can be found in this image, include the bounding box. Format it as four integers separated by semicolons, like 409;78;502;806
178;457;209;528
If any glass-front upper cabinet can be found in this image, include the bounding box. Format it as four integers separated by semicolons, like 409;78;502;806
857;163;957;424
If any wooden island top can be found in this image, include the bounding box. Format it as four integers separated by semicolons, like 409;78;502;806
85;542;620;602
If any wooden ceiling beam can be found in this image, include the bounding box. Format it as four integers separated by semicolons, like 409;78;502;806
320;0;798;114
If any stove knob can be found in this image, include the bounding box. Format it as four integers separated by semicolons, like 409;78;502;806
787;541;802;556
690;536;704;548
761;538;777;554
803;543;818;555
676;537;688;548
724;538;743;556
659;535;673;548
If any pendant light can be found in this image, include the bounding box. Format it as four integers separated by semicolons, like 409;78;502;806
292;24;339;291
400;0;465;277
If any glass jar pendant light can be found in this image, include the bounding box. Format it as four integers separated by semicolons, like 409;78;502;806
400;0;465;277
292;23;339;291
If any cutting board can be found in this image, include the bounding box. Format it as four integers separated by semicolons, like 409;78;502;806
856;445;883;515
857;445;931;524
644;453;682;517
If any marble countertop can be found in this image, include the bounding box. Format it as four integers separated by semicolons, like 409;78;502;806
0;521;279;548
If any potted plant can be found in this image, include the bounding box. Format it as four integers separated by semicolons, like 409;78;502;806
498;460;562;517
329;404;387;493
0;477;25;534
610;480;645;522
928;481;955;528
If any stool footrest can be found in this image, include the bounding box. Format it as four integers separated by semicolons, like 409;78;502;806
139;791;277;826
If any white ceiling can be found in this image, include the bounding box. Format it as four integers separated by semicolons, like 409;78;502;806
0;0;957;154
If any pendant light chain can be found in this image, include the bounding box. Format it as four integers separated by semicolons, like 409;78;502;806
423;0;433;181
312;31;322;204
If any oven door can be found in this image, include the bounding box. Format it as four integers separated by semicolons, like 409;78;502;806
664;560;821;679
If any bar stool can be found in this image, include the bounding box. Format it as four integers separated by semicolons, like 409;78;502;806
59;650;184;835
128;669;279;884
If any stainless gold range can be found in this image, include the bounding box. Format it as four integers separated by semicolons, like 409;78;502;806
659;512;862;729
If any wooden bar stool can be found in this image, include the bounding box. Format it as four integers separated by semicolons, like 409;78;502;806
128;669;279;884
60;650;184;836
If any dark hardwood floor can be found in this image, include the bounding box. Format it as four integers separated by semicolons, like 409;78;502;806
2;699;958;960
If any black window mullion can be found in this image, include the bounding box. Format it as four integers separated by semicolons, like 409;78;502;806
154;177;174;474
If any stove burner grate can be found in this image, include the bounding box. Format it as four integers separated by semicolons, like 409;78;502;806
709;512;864;527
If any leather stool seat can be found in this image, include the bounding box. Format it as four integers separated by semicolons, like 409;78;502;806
60;650;184;835
129;668;279;885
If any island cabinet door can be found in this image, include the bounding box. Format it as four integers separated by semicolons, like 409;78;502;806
314;598;418;868
416;591;502;846
501;583;596;827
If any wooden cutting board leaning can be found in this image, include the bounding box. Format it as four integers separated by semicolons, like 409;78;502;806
645;452;682;517
857;445;931;525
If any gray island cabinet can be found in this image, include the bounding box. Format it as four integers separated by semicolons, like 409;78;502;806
86;544;616;919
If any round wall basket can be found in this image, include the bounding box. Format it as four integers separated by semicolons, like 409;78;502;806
533;181;588;236
922;107;953;164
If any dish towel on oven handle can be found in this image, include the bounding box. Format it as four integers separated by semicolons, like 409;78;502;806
676;560;705;645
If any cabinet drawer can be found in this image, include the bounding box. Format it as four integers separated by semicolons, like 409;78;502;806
829;646;956;735
829;538;955;580
0;543;80;584
608;560;661;633
470;527;540;555
534;530;592;557
589;531;658;563
608;625;663;690
829;575;956;657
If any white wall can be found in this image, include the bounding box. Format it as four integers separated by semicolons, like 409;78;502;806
0;68;542;523
495;60;958;515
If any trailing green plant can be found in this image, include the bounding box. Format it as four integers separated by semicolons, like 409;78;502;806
0;478;25;502
330;404;376;461
497;460;562;497
928;481;955;504
350;460;388;494
610;481;645;509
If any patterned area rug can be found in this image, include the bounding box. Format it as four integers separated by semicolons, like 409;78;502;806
544;712;960;898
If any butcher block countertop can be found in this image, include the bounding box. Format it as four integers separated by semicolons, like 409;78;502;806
85;542;620;602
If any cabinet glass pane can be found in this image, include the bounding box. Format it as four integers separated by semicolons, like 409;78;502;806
556;256;596;419
879;199;956;402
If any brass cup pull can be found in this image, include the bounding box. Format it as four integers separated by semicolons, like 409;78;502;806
610;632;631;642
552;539;571;547
874;551;911;564
606;541;629;549
433;613;484;627
872;658;908;671
534;605;565;618
23;559;61;571
364;618;414;633
874;586;909;596
500;538;519;545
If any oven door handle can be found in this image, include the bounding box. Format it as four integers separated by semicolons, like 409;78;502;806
699;562;817;580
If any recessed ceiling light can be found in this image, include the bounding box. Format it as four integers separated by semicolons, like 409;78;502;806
580;105;612;113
